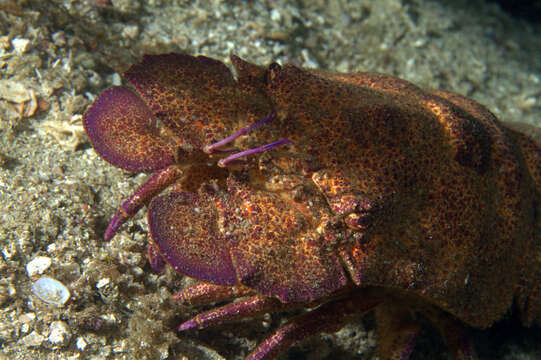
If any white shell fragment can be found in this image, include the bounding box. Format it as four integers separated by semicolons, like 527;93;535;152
11;37;30;54
26;256;52;276
32;277;70;306
76;336;88;351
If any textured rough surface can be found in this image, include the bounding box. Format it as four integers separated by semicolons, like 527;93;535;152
149;190;238;285
1;0;540;359
124;54;239;150
83;86;175;172
85;51;541;359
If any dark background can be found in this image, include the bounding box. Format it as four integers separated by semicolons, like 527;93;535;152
489;0;541;21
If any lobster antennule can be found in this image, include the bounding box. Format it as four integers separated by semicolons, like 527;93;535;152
204;111;275;154
218;139;294;167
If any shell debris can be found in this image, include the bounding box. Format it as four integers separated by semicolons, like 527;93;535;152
31;277;70;307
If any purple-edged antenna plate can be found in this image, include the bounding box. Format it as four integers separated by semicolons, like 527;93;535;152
83;86;174;172
148;190;238;285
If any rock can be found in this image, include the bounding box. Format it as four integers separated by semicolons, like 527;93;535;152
26;256;52;277
48;321;71;347
21;331;45;347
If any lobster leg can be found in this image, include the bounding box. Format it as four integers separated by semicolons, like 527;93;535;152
104;165;183;242
426;310;478;360
246;293;380;360
173;282;256;305
374;302;420;360
177;295;297;332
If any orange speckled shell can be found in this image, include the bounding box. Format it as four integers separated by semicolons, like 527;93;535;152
233;62;540;328
88;53;541;331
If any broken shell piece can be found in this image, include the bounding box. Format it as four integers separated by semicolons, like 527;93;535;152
32;277;70;306
0;79;30;103
37;114;86;151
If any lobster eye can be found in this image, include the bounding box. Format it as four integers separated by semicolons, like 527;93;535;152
268;62;281;71
267;62;282;83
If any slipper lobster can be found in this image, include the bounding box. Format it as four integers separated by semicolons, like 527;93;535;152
83;53;541;359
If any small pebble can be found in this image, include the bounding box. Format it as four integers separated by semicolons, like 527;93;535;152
20;323;31;333
76;336;88;351
48;321;71;347
122;24;139;39
32;277;70;306
110;73;122;86
19;312;36;323
51;31;66;47
46;243;57;253
11;37;30;54
26;256;52;276
96;278;110;289
270;9;282;22
19;313;36;333
21;331;45;348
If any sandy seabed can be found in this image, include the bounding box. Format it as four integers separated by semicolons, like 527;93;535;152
0;1;540;359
